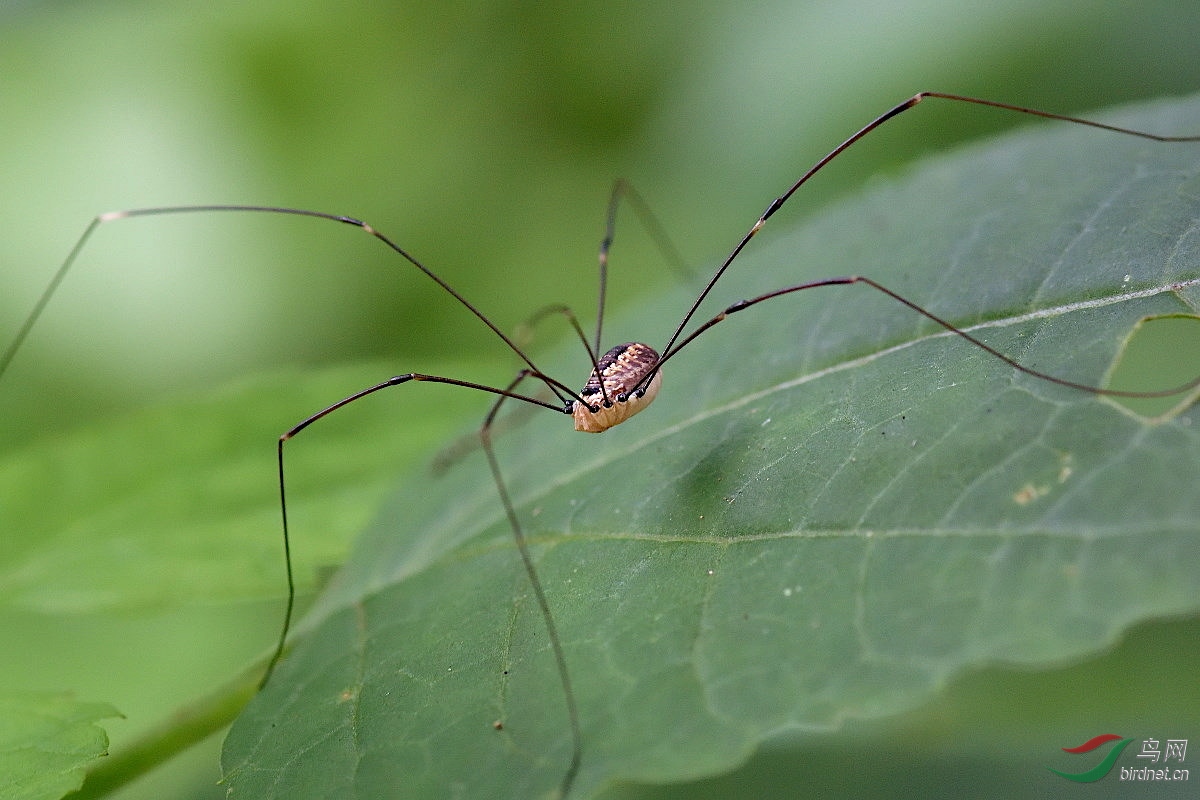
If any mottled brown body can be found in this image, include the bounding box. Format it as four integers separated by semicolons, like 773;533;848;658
572;342;662;432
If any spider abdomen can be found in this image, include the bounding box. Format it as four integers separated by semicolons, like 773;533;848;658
572;342;662;433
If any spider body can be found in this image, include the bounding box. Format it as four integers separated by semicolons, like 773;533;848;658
572;342;662;433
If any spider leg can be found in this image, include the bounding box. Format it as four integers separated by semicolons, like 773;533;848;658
481;370;583;799
268;368;580;796
656;93;1200;373
0;206;580;407
595;179;693;357
654;275;1200;399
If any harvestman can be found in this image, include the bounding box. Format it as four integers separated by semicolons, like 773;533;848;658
4;93;1200;797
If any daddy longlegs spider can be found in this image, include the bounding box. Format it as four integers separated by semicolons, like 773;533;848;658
4;92;1200;798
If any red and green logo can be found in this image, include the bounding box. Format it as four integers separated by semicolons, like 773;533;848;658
1047;734;1135;782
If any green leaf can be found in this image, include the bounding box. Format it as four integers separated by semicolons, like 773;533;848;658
0;363;484;797
0;363;482;615
0;692;119;800
222;94;1200;797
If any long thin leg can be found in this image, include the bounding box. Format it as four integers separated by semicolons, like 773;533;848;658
481;372;582;799
528;177;691;409
594;179;692;357
0;206;576;407
655;93;1200;372
518;303;609;405
263;372;568;688
655;275;1200;399
266;368;581;796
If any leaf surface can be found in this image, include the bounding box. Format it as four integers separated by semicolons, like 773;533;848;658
0;693;118;800
213;93;1199;797
0;363;482;614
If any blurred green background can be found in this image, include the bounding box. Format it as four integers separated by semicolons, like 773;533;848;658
0;1;1198;798
3;0;1200;440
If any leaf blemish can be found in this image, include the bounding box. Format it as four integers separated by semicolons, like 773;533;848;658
1013;482;1050;506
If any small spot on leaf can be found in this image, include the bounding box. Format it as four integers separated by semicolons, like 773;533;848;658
1013;482;1049;506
